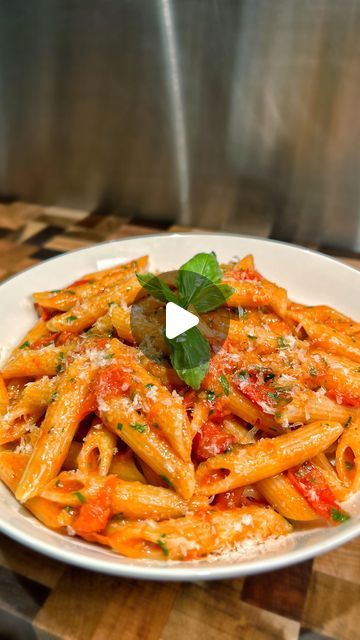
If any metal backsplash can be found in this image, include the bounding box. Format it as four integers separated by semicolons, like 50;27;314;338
0;1;359;249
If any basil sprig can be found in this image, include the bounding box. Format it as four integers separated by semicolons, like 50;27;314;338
136;252;233;389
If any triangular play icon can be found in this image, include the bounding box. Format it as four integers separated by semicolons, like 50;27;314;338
165;302;199;340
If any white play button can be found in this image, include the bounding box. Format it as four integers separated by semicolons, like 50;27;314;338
165;302;199;340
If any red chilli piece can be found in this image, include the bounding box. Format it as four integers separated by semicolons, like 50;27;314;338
74;477;116;534
192;420;236;462
326;389;360;408
288;461;349;523
31;333;60;350
95;365;129;403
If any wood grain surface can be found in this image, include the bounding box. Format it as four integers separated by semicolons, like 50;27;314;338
0;201;359;640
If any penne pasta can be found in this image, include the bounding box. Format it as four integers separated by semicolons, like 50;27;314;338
0;249;357;560
77;423;117;477
0;374;9;415
104;339;192;460
98;394;195;500
1;344;74;379
196;421;343;495
256;474;318;521
100;505;292;560
47;275;144;334
15;356;98;502
0;451;63;529
335;417;360;495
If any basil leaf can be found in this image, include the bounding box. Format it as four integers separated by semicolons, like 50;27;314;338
176;253;232;311
189;282;234;313
176;252;223;307
168;326;210;389
178;251;222;283
136;272;178;304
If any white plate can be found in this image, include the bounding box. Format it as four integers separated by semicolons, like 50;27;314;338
0;233;359;581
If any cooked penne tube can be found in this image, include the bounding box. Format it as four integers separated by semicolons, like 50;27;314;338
47;275;144;334
33;256;148;312
335;417;360;494
63;441;82;470
1;345;73;379
77;423;117;476
76;255;148;283
98;394;195;500
276;390;354;427
256;474;318;521
224;277;288;317
0;451;63;529
311;453;348;501
111;480;188;521
220;416;318;520
196;421;343;495
291;315;360;363
0;374;9;415
288;304;360;337
12;320;49;354
15;356;98;502
138;355;182;387
107;339;192;460
0;376;56;445
109;304;133;342
99;505;292;560
109;450;146;483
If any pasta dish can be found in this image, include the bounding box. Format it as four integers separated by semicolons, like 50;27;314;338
0;251;359;561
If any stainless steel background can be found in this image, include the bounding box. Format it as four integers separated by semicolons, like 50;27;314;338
0;1;359;249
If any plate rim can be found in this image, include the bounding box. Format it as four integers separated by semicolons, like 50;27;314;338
0;231;359;291
1;231;359;580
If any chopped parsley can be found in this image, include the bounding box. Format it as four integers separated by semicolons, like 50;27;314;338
277;336;289;349
73;491;86;504
130;422;147;433
64;505;75;514
309;367;318;377
145;383;154;389
66;315;78;323
263;371;275;382
344;416;352;429
237;370;248;380
117;423;123;431
219;374;230;396
247;334;257;340
108;301;116;308
160;475;175;490
55;352;66;374
157;534;169;557
330;508;350;523
19;341;31;349
267;388;291;405
205;389;216;403
104;353;114;360
50;391;59;403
